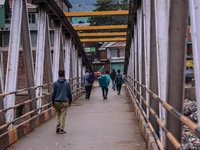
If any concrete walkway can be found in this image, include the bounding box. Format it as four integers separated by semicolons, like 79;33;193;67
7;83;146;150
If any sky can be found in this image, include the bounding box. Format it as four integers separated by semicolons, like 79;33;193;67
69;0;96;24
69;0;96;12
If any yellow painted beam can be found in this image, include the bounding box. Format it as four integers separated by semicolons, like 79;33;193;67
80;38;126;42
74;25;127;31
65;10;129;17
78;32;127;37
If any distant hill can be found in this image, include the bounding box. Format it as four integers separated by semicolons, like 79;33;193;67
69;0;96;12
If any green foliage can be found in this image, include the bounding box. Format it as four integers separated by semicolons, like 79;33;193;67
88;0;129;27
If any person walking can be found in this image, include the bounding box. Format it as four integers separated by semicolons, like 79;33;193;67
110;69;116;90
98;71;110;99
83;69;93;99
51;70;72;134
115;69;123;95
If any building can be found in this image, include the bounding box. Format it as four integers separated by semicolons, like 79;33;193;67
98;41;125;74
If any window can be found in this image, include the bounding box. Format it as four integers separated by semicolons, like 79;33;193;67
28;13;36;24
120;50;125;57
111;50;118;57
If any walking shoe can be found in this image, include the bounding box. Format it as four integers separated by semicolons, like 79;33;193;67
105;95;107;99
59;129;66;134
118;92;120;95
56;125;60;133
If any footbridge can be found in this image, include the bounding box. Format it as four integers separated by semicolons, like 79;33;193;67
1;0;200;150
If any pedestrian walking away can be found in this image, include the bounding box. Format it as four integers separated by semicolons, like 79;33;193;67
98;71;110;99
115;70;123;95
110;69;116;90
51;70;72;134
83;69;93;100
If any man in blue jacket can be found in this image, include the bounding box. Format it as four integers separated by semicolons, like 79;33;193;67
51;70;72;134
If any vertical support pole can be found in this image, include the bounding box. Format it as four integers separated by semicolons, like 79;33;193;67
35;5;46;110
0;62;6;134
189;0;200;126
78;57;82;88
44;16;53;93
154;0;170;144
83;66;86;76
52;22;61;82
134;24;138;96
64;35;71;80
74;47;78;97
131;38;135;80
144;0;151;117
21;0;36;114
59;33;64;70
166;1;188;149
137;6;143;105
4;0;23;125
149;0;159;137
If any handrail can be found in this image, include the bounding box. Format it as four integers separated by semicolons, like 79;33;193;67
0;83;53;97
126;75;200;137
126;79;182;149
0;102;52;130
0;93;51;113
0;76;83;98
126;85;164;150
0;76;83;132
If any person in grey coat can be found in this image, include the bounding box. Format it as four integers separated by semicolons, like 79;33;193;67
83;69;93;99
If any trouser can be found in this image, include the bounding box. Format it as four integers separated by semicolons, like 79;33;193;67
55;102;69;130
116;84;122;93
85;85;92;98
102;87;108;98
111;79;115;89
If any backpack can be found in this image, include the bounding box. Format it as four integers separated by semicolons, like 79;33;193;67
98;75;109;87
86;73;95;84
116;75;123;84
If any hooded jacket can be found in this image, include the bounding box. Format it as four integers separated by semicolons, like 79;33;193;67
51;78;72;104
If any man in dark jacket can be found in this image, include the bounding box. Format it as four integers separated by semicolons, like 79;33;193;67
110;69;116;90
115;70;123;95
51;70;72;134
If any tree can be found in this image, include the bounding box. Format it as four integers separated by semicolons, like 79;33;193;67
88;0;129;27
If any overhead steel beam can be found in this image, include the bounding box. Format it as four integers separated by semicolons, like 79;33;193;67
80;38;126;42
4;0;23;126
189;0;200;126
74;25;127;31
65;10;129;17
78;32;127;37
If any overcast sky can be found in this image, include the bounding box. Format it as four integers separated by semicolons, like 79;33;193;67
69;0;96;12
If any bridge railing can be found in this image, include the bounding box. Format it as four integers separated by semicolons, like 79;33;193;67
125;75;200;150
0;76;83;133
